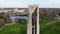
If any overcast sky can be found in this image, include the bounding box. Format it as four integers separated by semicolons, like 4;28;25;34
0;0;60;8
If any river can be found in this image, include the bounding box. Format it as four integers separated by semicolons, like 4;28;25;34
9;16;28;22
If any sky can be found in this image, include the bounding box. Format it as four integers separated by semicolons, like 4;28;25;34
0;0;60;8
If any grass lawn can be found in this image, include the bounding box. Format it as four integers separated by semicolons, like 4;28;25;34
0;23;27;34
0;18;60;34
40;18;60;34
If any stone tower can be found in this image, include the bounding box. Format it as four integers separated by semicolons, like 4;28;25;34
27;5;39;34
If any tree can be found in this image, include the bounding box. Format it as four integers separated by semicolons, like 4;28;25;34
14;18;27;24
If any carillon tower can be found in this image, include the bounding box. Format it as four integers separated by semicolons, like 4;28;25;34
27;5;39;34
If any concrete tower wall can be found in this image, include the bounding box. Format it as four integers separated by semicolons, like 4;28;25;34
27;5;39;34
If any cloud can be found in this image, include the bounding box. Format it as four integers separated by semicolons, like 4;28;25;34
40;0;60;8
0;0;60;8
45;0;60;5
0;0;39;8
